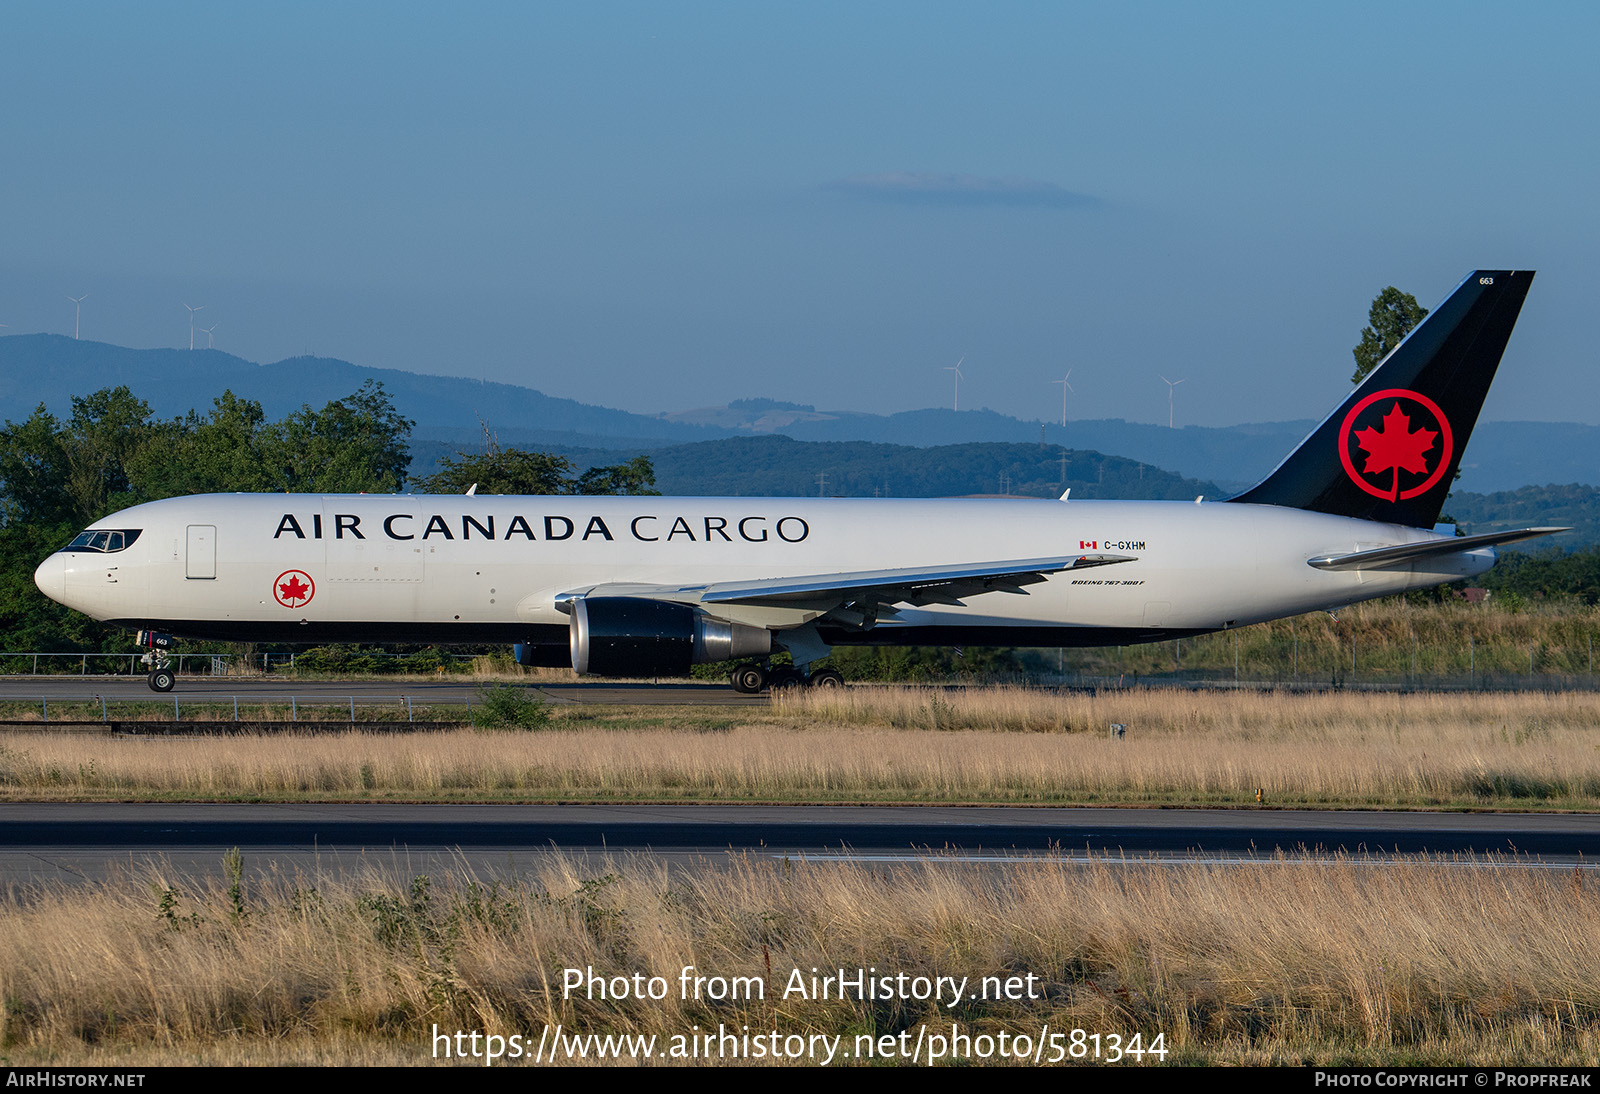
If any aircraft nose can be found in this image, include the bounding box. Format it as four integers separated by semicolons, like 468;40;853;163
34;553;66;604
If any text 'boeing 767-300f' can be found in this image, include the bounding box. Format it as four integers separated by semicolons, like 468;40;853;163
34;270;1563;692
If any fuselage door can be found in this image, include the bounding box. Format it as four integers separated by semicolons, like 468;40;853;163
186;524;217;580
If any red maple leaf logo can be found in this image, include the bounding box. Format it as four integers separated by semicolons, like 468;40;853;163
1338;388;1453;503
276;573;312;606
1354;402;1437;501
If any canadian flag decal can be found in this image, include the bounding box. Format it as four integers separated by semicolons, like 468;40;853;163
1080;540;1097;549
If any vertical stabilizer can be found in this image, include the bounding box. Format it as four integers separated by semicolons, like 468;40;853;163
1228;270;1534;528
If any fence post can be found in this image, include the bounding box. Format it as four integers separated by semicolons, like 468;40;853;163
100;696;106;722
291;696;297;722
234;697;239;722
349;696;356;723
41;697;46;722
407;696;413;722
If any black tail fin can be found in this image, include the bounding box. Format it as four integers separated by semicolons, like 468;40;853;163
1228;270;1534;528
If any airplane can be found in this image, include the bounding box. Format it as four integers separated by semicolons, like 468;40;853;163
33;270;1562;693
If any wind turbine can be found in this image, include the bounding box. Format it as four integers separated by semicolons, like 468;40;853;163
67;295;87;340
1052;370;1074;427
183;303;205;350
942;356;965;412
200;324;217;349
1161;375;1186;429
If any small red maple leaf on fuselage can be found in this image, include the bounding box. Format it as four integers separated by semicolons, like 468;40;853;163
279;575;310;604
1355;402;1437;501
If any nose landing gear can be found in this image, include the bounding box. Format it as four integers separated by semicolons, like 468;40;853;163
136;630;176;692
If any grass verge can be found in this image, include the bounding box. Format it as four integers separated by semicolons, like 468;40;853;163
1;687;1599;808
0;851;1596;1065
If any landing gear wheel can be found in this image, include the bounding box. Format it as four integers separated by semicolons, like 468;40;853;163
768;667;805;691
148;669;175;693
809;668;845;690
730;663;766;694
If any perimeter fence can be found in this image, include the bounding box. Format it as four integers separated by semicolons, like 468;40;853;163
0;650;478;678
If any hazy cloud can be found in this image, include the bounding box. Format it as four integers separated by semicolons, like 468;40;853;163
825;172;1098;209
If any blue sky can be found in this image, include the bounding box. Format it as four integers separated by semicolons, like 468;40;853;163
2;2;1596;427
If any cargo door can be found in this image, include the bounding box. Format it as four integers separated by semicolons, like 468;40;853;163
186;524;216;580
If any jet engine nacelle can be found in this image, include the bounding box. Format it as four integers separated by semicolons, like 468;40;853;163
512;640;571;668
569;596;771;677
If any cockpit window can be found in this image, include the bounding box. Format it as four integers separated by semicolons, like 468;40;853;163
60;529;141;553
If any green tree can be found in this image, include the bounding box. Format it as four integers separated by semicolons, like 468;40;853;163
411;447;658;496
62;387;155;521
573;455;659;496
0;388;160;528
128;391;280;498
0;406;72;526
264;379;413;492
412;448;577;495
1351;287;1429;385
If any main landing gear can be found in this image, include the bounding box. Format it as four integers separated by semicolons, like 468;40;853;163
728;663;845;694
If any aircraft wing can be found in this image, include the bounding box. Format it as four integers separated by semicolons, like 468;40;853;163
700;554;1133;608
1307;527;1568;571
560;554;1134;613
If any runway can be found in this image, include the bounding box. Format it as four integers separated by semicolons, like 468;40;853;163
0;675;765;708
3;803;1596;885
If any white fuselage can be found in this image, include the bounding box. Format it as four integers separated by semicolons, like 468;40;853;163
34;492;1494;646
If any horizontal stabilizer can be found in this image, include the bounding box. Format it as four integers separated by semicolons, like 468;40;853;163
1307;527;1567;571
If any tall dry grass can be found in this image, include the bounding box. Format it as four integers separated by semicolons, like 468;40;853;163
1061;599;1600;682
2;688;1600;806
0;853;1597;1064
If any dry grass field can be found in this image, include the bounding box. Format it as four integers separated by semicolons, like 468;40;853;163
0;851;1595;1065
2;687;1599;808
4;684;1598;1066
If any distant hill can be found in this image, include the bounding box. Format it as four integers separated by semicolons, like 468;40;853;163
1446;484;1600;550
4;333;1593;494
0;334;731;446
670;405;1600;496
415;434;1224;502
